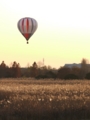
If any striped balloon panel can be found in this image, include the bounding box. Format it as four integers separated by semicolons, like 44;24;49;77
18;17;38;40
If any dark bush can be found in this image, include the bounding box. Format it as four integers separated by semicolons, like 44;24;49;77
57;67;71;79
64;74;79;80
85;72;90;80
36;71;57;80
46;71;57;79
35;74;48;79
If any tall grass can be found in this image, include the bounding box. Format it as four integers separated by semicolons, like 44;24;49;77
0;79;90;120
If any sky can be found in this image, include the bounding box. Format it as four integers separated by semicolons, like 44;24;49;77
1;0;90;69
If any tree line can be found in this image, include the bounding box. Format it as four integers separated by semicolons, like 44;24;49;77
0;59;90;79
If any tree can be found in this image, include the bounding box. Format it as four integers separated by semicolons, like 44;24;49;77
71;66;81;77
11;61;21;77
85;72;90;80
57;67;71;79
30;62;38;77
80;58;89;79
0;61;8;78
0;61;6;68
47;65;52;70
37;61;43;68
16;63;21;77
33;62;38;68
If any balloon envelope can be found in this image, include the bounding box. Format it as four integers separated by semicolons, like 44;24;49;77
17;17;38;43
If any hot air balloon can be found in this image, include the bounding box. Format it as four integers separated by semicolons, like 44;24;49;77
17;17;38;44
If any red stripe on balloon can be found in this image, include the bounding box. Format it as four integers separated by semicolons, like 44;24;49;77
26;18;29;32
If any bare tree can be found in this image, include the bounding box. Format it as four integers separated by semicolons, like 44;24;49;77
11;61;21;77
0;61;6;68
80;58;89;79
30;62;38;77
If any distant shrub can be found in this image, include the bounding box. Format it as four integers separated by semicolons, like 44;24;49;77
35;74;48;79
64;74;79;80
85;72;90;80
46;71;57;79
36;71;57;80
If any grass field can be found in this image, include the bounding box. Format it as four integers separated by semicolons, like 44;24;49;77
0;78;90;120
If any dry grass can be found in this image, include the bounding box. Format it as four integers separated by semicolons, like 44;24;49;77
0;78;90;120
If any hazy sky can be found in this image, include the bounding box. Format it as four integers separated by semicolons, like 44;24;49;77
1;0;90;68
